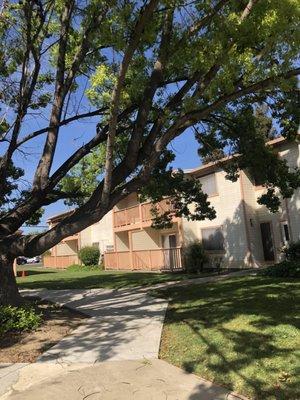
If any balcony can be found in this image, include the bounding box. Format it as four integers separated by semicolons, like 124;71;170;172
113;198;176;231
104;247;183;271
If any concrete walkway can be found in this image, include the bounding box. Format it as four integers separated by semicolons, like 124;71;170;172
0;360;245;400
21;287;168;362
0;271;253;399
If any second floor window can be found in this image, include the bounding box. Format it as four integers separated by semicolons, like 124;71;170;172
280;221;290;245
201;227;224;251
199;174;218;197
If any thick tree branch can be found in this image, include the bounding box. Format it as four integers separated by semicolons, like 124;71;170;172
32;0;75;189
124;8;174;171
177;0;229;46
0;0;43;188
136;0;261;161
20;174;147;256
0;105;136;238
64;5;109;89
49;105;136;188
101;0;159;205
159;67;300;147
16;75;190;148
241;0;259;21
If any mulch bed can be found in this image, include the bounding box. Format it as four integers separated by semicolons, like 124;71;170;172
0;298;87;363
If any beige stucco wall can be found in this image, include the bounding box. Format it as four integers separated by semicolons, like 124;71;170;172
115;231;130;251
240;170;265;264
254;188;284;263
80;211;113;253
80;225;92;248
182;170;250;268
131;229;160;250
115;224;180;252
50;210;113;259
288;190;300;243
251;141;300;262
131;226;180;250
56;241;77;256
283;142;300;242
90;211;114;253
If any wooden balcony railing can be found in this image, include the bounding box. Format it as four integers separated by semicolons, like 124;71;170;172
104;247;183;271
113;198;175;229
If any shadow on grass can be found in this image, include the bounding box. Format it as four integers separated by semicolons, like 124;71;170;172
159;276;300;400
17;270;192;290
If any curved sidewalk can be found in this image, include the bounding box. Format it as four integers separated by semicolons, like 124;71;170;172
1;271;252;399
22;287;168;363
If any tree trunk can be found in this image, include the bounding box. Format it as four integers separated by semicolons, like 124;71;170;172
0;254;23;306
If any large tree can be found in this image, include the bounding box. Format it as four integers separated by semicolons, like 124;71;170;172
0;0;299;305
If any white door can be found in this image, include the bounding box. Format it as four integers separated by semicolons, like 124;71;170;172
162;234;177;249
162;234;177;269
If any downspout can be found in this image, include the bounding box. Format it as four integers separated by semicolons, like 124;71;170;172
284;198;294;242
239;172;255;268
129;230;134;270
178;218;185;270
78;230;81;265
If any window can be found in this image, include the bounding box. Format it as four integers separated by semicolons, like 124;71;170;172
280;222;290;245
199;174;218;197
201;227;224;251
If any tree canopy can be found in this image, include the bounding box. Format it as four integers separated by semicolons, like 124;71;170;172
0;0;299;304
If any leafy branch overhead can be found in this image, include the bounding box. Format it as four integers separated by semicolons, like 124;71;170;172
0;0;299;260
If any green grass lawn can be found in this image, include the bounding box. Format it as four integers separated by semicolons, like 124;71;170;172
158;276;300;400
16;265;201;290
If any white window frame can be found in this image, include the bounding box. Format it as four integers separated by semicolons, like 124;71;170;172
200;226;224;252
280;221;290;245
199;173;218;198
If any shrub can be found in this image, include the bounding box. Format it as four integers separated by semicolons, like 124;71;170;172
78;246;100;266
184;241;208;273
0;305;42;336
263;261;300;278
283;241;300;261
67;264;101;271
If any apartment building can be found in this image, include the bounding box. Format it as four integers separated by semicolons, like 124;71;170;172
45;137;300;271
104;137;300;271
44;210;113;268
